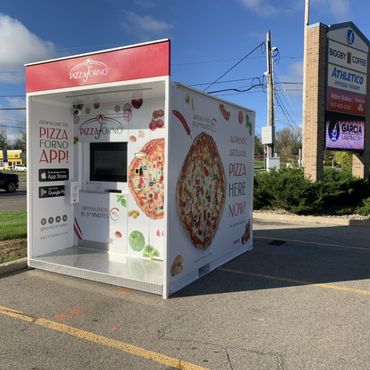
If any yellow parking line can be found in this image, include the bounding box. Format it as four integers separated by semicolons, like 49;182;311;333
0;305;208;370
254;235;370;252
219;268;370;297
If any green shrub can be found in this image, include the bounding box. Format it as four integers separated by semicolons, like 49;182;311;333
254;167;370;215
357;197;370;216
254;170;275;209
317;168;370;213
254;168;318;214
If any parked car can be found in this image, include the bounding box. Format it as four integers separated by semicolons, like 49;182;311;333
14;164;27;172
0;171;19;192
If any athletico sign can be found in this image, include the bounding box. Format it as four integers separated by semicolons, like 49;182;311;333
25;40;170;92
327;64;367;95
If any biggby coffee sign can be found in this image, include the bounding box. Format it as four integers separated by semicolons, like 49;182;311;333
328;40;367;74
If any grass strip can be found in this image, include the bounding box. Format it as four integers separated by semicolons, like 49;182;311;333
0;210;27;241
0;251;27;265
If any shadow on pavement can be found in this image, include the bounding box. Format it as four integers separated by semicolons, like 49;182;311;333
176;224;370;297
0;191;27;196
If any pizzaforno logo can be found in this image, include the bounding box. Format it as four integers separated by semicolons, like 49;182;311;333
69;58;109;82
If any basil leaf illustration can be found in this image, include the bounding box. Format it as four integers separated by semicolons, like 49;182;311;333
116;195;127;207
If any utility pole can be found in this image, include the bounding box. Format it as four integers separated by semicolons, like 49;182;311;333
302;0;310;170
304;0;310;27
266;30;275;158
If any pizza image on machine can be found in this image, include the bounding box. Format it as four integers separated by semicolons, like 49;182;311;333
128;138;165;219
176;132;226;249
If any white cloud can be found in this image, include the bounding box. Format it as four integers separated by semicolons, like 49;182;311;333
122;11;172;40
0;97;26;143
239;0;350;19
6;97;26;109
239;0;277;16
0;71;24;84
311;0;351;21
280;61;303;83
0;13;55;83
4;131;23;144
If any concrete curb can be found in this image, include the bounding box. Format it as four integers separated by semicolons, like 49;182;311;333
0;257;27;276
253;212;370;227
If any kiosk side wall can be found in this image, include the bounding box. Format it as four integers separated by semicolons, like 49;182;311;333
166;84;255;295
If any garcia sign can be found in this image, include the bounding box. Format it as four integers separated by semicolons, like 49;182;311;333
325;112;364;151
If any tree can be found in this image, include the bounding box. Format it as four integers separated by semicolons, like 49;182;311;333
324;150;335;166
334;151;352;172
0;130;10;149
254;136;264;158
12;131;26;151
275;127;302;162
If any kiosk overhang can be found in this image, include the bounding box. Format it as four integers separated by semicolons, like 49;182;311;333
26;39;170;93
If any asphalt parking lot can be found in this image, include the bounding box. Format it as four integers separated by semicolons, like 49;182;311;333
1;219;370;369
0;173;26;211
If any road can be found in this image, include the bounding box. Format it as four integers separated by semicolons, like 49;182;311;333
0;173;26;211
1;218;370;369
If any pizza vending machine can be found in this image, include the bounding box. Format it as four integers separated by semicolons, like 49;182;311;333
26;39;255;298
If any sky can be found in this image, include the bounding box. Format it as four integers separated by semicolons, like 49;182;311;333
0;0;370;144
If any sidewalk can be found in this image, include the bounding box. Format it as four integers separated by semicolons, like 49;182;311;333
254;210;370;227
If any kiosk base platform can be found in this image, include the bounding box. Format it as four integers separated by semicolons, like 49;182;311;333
29;247;163;295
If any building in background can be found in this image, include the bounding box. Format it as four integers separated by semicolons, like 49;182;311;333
303;21;370;181
0;149;23;168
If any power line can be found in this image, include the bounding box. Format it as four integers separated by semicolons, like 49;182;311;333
0;71;24;74
190;76;261;87
203;42;265;92
275;92;300;130
275;88;302;91
274;66;300;125
275;81;303;85
173;55;301;66
214;90;266;97
0;108;26;111
0;124;25;129
275;93;296;127
207;81;264;95
0;95;25;98
0;120;25;124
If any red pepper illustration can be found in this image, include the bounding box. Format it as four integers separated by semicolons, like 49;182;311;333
172;110;192;139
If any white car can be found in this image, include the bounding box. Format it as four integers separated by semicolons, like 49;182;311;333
14;164;27;172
